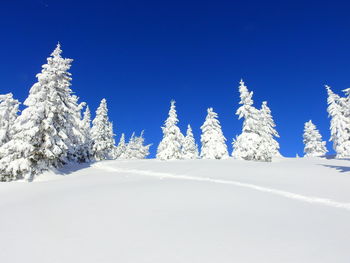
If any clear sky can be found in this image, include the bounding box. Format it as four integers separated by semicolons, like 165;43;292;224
1;0;350;157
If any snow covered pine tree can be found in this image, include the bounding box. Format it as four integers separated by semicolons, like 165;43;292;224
134;131;152;159
259;101;280;159
91;98;116;160
115;133;127;159
232;80;280;162
68;95;90;163
122;131;151;159
232;80;263;161
78;105;93;162
0;93;20;148
182;124;199;159
156;100;184;160
0;43;84;181
326;85;350;158
303;120;327;157
200;108;228;159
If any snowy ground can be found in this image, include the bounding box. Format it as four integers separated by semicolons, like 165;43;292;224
1;157;350;263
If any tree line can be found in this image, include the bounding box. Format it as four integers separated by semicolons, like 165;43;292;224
0;43;345;181
0;44;150;181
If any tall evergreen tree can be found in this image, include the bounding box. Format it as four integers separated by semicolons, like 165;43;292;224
91;98;116;160
259;101;280;158
0;93;20;147
303;120;328;157
200;108;228;159
232;80;262;161
156;100;184;160
326;85;350;158
182;124;199;159
0;43;82;181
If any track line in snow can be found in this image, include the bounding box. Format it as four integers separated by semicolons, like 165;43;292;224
94;163;350;211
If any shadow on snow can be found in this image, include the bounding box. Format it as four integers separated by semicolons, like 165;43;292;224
321;164;350;173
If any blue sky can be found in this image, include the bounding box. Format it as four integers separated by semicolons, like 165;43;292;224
1;0;350;157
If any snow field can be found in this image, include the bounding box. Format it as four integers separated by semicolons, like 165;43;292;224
1;157;350;262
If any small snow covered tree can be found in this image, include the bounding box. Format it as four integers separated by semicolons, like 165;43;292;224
182;124;199;159
303;120;327;157
0;93;20;147
122;131;151;159
0;43;83;181
115;133;126;159
121;133;136;159
200;108;228;159
156;100;184;160
326;85;350;158
134;131;151;159
232;80;262;161
91;98;116;160
77;105;93;162
259;101;280;158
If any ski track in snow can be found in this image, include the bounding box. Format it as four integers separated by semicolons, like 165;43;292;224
94;163;350;211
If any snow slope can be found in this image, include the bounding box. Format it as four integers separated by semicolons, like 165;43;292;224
1;157;350;263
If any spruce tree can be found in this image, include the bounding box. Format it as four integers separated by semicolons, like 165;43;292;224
123;131;151;159
91;98;116;160
135;131;151;159
326;85;350;158
77;105;93;162
232;80;262;161
67;95;88;163
259;101;280;158
0;93;20;147
0;43;82;181
115;133;126;159
182;124;199;159
156;100;184;160
303;120;328;157
200;108;228;159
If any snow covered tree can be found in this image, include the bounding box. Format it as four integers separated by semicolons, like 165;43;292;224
82;106;92;139
77;105;93;162
326;85;350;158
120;133;136;159
135;131;151;159
232;80;280;162
91;98;116;160
303;120;327;157
67;95;88;163
0;93;20;147
122;131;151;159
200;108;228;159
156;100;184;160
0;43;83;181
182;124;199;159
115;133;126;159
232;80;263;161
259;101;280;158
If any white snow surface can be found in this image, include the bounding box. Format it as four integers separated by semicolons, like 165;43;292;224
1;157;350;263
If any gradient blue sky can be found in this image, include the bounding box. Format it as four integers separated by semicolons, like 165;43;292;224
1;0;350;157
